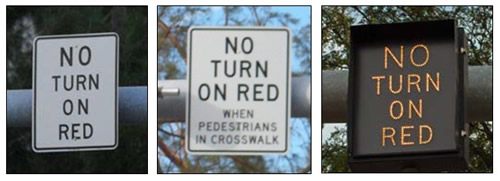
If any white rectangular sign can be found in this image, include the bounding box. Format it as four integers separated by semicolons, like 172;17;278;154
186;27;291;155
32;33;119;152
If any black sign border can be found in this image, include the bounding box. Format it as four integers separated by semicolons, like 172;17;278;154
186;27;291;154
32;33;119;152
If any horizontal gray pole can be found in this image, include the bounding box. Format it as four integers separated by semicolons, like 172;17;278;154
322;66;492;124
7;86;147;127
158;76;311;121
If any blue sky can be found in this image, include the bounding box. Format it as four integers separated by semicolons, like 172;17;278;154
158;6;311;173
210;6;311;72
158;6;311;80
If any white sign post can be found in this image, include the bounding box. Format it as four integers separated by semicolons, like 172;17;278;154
186;27;291;155
32;33;119;153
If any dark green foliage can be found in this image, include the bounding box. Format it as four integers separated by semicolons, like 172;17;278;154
321;127;349;173
6;6;148;173
7;6;148;89
321;6;492;172
7;125;147;173
322;6;493;70
468;122;493;172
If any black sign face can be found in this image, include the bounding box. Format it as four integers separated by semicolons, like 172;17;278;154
348;20;467;171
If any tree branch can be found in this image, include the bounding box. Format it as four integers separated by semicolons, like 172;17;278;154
158;19;187;62
157;157;163;173
300;164;311;173
479;121;493;142
230;156;261;173
224;7;230;26
158;128;185;139
251;7;263;26
397;6;416;21
352;6;370;23
158;138;187;170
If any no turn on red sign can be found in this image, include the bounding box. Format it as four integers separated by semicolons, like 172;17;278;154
33;33;119;153
186;27;291;155
348;20;468;171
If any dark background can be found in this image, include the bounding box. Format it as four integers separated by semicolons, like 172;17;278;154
351;21;459;156
322;6;492;172
6;6;148;173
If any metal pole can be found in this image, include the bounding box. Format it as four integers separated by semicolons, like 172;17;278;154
157;76;312;121
7;86;147;127
322;66;493;124
467;66;493;122
8;66;490;126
